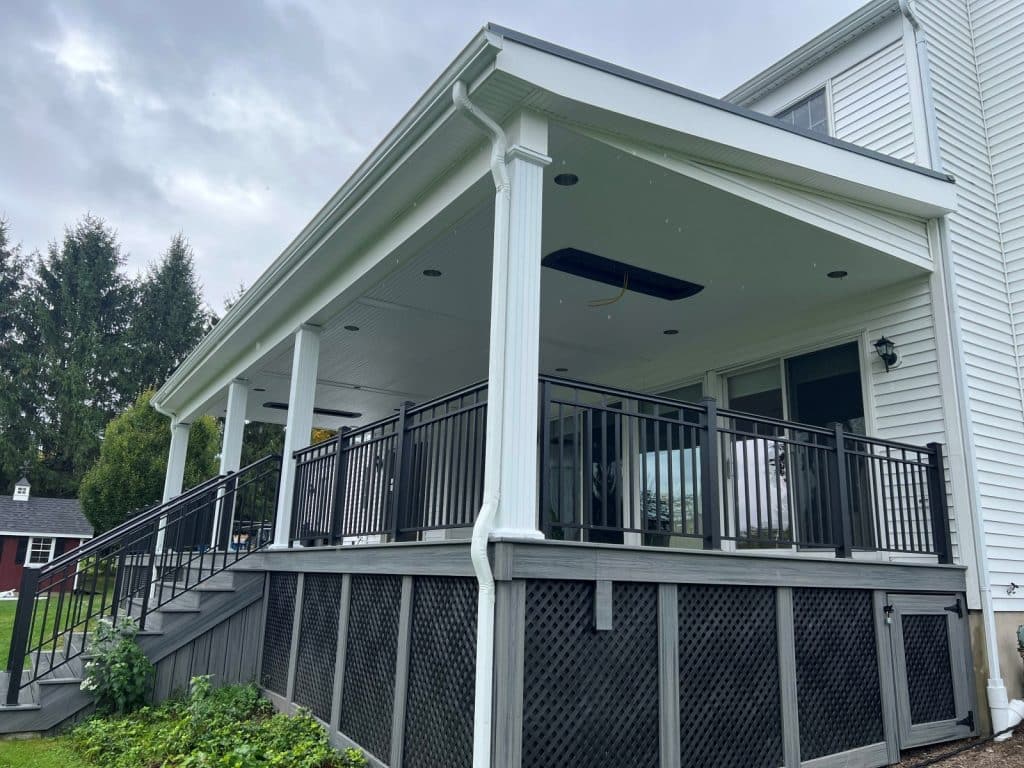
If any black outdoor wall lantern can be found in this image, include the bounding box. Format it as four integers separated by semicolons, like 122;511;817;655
874;336;899;372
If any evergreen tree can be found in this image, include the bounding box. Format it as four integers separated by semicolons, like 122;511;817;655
130;234;210;392
79;391;220;533
0;219;36;492
31;215;133;497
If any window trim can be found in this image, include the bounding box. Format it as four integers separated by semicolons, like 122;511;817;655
774;86;830;136
24;536;56;568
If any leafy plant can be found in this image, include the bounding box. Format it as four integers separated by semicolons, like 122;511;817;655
72;679;367;768
79;615;154;714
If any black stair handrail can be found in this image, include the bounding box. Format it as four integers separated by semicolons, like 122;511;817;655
4;454;282;706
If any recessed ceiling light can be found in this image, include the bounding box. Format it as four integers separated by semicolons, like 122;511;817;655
344;325;360;331
555;367;569;372
423;269;442;277
827;270;848;279
554;173;579;187
663;329;679;335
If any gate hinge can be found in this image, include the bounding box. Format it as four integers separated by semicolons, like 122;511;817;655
957;711;974;731
945;599;963;619
882;604;894;624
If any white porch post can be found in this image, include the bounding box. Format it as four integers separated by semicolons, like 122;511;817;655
220;379;248;475
155;419;191;553
272;324;321;548
212;379;248;546
489;115;550;539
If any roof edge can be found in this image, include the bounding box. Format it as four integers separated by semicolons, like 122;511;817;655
724;0;899;106
488;22;951;184
151;28;501;417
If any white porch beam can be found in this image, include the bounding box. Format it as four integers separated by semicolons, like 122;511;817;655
272;325;321;548
489;113;550;539
220;379;249;475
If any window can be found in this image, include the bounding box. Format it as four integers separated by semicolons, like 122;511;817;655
26;537;55;566
775;89;829;135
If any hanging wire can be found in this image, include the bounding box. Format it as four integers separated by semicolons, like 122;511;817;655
587;272;629;307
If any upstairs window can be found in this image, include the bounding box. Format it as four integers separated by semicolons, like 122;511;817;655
775;89;829;135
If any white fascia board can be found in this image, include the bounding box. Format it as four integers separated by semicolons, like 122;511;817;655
493;34;957;218
151;29;501;419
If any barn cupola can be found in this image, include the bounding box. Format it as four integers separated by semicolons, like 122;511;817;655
12;477;30;502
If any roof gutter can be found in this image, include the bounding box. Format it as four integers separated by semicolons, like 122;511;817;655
900;0;1017;738
150;29;502;419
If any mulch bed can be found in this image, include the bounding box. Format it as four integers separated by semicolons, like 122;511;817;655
897;729;1024;766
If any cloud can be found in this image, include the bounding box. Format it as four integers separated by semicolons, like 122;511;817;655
1;0;866;309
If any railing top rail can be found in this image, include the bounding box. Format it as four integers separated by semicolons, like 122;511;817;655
41;454;280;574
293;438;339;461
406;379;487;416
541;374;711;413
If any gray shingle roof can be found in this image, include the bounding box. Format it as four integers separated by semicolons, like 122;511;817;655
0;495;93;537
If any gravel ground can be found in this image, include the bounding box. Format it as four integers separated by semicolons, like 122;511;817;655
897;730;1024;766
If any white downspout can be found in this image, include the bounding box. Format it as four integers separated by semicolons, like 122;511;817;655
900;0;1022;738
453;80;510;768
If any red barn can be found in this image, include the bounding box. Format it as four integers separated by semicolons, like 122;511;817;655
0;478;93;593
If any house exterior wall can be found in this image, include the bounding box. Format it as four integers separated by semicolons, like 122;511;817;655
735;0;1024;617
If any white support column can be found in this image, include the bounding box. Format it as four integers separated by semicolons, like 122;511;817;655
272;324;321;548
212;379;249;547
156;419;191;553
220;379;249;475
490;114;550;539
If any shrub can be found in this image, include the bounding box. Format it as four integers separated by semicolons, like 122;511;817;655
72;678;367;768
80;616;154;714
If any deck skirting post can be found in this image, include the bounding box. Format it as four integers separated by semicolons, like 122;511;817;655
657;583;681;768
285;573;304;702
492;579;526;768
776;586;800;767
389;576;414;768
330;575;352;734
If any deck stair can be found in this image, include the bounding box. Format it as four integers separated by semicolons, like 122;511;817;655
0;456;280;735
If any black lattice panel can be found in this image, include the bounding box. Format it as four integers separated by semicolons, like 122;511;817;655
403;577;477;768
261;572;297;696
793;589;884;760
678;585;782;768
522;580;659;768
293;574;344;722
339;575;403;761
903;614;957;725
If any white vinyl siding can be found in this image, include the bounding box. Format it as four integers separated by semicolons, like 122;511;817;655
970;0;1024;611
916;0;1024;611
831;41;917;163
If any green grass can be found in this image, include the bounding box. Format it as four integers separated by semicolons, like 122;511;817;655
0;589;115;669
0;737;91;768
0;601;15;667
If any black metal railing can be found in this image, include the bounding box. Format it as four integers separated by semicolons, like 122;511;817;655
4;455;281;705
538;376;951;561
290;383;487;543
289;376;952;562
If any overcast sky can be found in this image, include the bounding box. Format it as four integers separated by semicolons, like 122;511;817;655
1;0;866;309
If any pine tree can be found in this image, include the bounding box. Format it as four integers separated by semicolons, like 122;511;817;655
0;219;36;492
30;215;134;496
130;233;210;392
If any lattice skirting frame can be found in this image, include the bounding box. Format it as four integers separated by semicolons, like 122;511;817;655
260;572;297;696
255;563;974;768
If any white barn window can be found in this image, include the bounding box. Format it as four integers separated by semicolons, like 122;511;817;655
26;537;56;567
